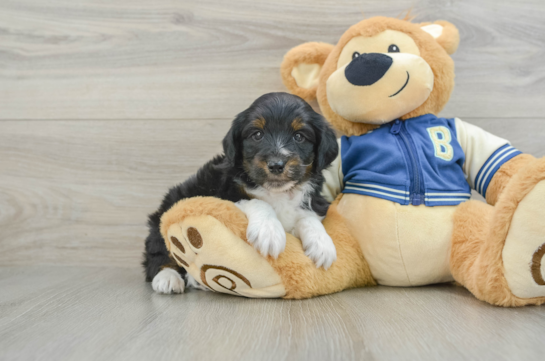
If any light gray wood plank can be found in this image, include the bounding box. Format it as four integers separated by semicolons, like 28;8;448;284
0;0;544;120
0;119;230;266
0;266;544;361
0;118;544;267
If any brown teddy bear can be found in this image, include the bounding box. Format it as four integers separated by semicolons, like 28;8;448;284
160;16;545;306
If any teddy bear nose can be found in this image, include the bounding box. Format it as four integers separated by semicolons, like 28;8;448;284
345;53;393;86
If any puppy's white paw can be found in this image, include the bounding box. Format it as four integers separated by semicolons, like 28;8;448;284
236;198;287;258
246;217;286;258
303;231;337;270
297;217;337;269
152;268;185;294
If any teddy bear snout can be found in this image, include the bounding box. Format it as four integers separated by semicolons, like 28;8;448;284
345;53;393;86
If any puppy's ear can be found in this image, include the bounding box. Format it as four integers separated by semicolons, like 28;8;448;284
221;126;237;168
313;115;338;171
281;42;334;102
219;112;245;169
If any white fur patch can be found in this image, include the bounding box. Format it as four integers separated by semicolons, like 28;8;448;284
152;268;185;294
295;216;337;269
264;181;296;193
245;182;315;233
236;199;286;258
278;147;292;156
239;182;336;268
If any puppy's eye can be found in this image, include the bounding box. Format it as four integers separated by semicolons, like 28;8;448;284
352;51;360;60
293;133;305;143
388;44;400;53
252;131;264;141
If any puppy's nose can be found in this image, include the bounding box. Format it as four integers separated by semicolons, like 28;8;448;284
345;53;393;86
267;160;285;174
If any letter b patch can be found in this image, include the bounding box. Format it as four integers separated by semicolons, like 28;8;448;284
427;126;453;161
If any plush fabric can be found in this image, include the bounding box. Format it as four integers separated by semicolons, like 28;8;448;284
485;154;535;205
450;158;545;306
281;42;334;102
313;17;456;136
338;193;456;286
158;16;545;306
161;196;375;299
418;20;460;55
339;115;473;206
165;212;286;298
270;197;376;299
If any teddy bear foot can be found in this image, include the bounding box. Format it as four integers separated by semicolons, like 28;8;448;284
165;214;287;298
502;179;545;299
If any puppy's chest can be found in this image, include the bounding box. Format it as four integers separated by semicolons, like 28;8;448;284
247;188;309;232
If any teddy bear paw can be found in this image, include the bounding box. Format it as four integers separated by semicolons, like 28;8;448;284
165;215;286;298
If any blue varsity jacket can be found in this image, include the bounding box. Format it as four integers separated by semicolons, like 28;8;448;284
339;114;521;206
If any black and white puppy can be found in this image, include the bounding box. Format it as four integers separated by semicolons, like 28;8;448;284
143;92;339;294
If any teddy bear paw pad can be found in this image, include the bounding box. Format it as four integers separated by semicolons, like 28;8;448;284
166;215;286;298
503;180;545;299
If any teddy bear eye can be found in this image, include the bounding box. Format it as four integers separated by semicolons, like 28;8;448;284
352;51;360;60
388;44;400;53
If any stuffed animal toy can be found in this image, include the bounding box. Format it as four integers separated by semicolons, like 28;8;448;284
160;16;545;306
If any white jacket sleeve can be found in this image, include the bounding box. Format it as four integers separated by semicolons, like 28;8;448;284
454;118;521;198
321;139;344;203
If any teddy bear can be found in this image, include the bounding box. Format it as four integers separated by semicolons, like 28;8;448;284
159;16;545;307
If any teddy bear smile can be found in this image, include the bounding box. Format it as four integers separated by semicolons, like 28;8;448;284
389;71;410;97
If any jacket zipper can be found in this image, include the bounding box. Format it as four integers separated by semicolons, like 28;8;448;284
390;120;424;205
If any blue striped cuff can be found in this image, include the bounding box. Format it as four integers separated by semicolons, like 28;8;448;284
343;182;409;205
474;144;522;198
425;192;471;206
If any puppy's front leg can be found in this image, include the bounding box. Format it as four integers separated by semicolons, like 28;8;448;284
294;216;337;270
235;199;286;258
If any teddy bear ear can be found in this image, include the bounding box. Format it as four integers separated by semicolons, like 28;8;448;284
420;20;460;55
280;42;334;101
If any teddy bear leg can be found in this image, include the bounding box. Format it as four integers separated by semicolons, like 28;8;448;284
160;196;375;299
160;197;286;298
451;158;545;307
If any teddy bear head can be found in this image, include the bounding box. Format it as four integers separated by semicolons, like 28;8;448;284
281;16;460;136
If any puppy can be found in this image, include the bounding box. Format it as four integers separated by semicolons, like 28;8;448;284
143;92;339;294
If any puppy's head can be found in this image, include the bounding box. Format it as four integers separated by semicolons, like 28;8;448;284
222;92;338;192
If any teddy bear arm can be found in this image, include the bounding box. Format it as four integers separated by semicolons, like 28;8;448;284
485;154;536;205
454;118;527;204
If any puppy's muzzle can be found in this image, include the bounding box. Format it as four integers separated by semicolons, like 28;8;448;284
267;158;286;175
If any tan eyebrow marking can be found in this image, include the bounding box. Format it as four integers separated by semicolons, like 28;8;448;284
291;118;304;131
253;118;266;129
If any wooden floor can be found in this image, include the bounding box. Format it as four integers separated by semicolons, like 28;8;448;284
1;0;545;360
1;266;544;361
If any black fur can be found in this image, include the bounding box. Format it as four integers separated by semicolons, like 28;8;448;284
143;92;338;284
